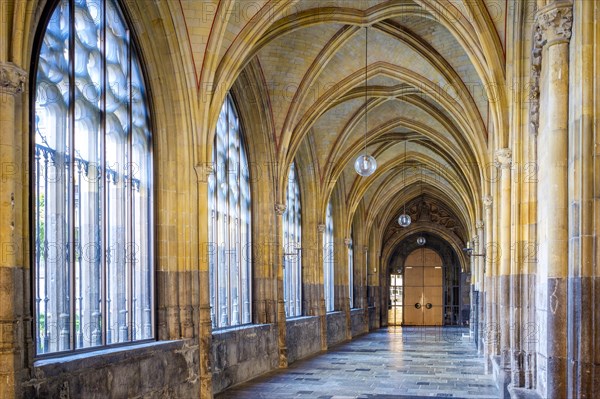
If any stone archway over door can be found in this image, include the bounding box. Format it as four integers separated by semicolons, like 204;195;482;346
403;248;443;326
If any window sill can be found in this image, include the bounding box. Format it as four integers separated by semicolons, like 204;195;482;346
212;323;272;337
33;340;184;377
286;315;317;323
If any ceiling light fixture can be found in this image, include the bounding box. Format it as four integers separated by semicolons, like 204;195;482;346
354;26;377;177
398;140;411;227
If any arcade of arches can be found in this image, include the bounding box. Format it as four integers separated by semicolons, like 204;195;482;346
0;1;599;398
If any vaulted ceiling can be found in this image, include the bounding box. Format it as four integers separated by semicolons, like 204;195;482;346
177;0;508;259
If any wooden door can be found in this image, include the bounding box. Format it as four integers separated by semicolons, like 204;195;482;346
403;248;443;326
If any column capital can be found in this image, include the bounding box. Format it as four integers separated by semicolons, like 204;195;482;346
344;237;352;247
495;148;512;168
0;62;27;95
476;220;484;230
535;2;573;45
529;2;573;136
317;224;326;233
274;203;286;215
483;195;493;210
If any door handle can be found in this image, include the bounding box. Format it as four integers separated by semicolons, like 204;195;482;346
425;303;432;309
414;303;421;309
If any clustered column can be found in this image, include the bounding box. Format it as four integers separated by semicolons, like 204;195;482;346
0;61;27;398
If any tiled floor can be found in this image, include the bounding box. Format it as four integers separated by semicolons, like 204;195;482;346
217;327;500;399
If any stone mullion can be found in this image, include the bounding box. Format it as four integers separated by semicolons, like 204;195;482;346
0;61;27;399
533;2;572;397
274;203;288;368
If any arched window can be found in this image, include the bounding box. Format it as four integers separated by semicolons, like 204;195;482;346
324;201;334;312
33;0;154;355
348;231;354;309
283;163;302;317
208;94;252;328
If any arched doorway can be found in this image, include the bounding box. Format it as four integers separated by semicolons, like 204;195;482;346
403;248;443;326
386;233;469;327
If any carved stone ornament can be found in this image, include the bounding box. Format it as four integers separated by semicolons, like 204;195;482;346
495;148;512;168
537;4;573;44
483;195;493;210
0;62;27;95
529;3;573;136
274;203;286;215
344;237;352;247
317;224;326;233
476;220;484;230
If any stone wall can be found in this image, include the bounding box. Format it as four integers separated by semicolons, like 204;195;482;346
211;325;279;394
286;316;322;364
350;309;368;337
21;340;199;398
368;307;378;331
326;312;348;347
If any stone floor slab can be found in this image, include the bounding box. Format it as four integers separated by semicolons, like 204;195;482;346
216;327;500;399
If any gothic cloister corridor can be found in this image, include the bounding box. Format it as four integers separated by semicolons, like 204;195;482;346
1;0;599;398
217;327;499;399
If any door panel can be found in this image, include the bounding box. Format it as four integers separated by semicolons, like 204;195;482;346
403;248;443;326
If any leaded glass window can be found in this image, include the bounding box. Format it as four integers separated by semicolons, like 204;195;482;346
33;0;154;355
324;201;334;312
208;94;252;329
283;163;302;317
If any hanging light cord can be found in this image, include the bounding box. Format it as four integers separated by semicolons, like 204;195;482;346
404;140;407;214
364;26;368;156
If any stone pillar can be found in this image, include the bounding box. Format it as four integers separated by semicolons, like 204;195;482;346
567;1;595;397
532;2;572;397
0;61;27;399
194;164;214;399
317;223;328;351
469;234;478;338
483;195;495;372
476;220;485;355
344;237;353;340
274;203;288;368
495;148;512;373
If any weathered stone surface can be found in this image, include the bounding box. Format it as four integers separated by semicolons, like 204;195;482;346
326;312;348;347
22;340;199;398
350;309;368;337
211;324;278;394
286;316;321;364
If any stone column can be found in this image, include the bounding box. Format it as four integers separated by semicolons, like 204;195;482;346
0;61;27;399
344;237;353;340
274;203;288;368
483;195;495;372
495;148;512;374
532;2;572;397
194;164;214;399
567;1;595;397
317;223;328;351
476;220;485;355
470;234;479;339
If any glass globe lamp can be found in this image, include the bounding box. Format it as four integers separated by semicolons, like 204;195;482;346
354;154;377;177
417;236;426;246
398;213;411;227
